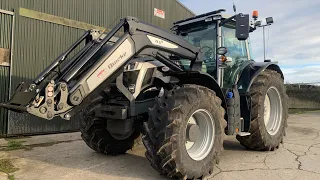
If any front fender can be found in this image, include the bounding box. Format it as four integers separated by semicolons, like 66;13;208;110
170;71;227;111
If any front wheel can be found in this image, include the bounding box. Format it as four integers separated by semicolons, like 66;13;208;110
236;69;289;150
142;84;226;179
80;97;140;155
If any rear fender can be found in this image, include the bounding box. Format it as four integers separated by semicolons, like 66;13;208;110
246;62;284;93
237;62;284;94
237;61;284;131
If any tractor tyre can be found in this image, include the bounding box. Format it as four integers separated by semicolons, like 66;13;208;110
236;69;289;151
142;84;226;179
80;96;140;155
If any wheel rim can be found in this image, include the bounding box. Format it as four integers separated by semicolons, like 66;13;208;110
185;109;215;161
264;86;283;135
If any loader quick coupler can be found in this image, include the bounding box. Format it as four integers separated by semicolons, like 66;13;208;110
0;82;37;113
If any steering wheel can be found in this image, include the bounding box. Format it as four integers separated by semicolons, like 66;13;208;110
200;46;214;63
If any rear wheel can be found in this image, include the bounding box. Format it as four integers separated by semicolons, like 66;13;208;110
236;69;289;150
142;84;226;179
80;97;140;155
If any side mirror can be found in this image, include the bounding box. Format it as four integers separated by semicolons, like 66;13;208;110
235;13;250;41
217;47;228;56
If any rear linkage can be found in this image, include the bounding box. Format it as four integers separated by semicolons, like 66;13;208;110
0;17;203;120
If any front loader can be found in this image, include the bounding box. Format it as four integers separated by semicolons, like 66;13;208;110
0;9;288;180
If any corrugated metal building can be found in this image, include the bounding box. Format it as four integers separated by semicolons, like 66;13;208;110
0;0;194;136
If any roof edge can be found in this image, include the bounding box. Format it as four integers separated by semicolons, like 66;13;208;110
175;0;196;16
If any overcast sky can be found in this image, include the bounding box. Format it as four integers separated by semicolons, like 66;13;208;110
179;0;320;84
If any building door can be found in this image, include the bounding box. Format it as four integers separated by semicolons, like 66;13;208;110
0;9;14;136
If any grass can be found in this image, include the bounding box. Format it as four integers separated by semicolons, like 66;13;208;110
0;159;19;174
0;159;18;180
7;174;15;180
6;141;27;151
1;139;78;152
4;140;58;151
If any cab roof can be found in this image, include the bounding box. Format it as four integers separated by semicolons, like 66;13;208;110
173;9;233;27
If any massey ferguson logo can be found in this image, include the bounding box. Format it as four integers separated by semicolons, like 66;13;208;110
108;52;127;69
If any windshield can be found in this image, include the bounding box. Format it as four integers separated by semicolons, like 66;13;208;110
177;24;217;75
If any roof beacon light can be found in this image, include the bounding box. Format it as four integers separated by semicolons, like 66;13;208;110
252;10;259;20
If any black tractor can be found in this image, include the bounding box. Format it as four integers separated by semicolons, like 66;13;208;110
1;9;288;179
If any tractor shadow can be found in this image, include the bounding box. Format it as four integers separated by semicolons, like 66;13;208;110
5;140;166;180
223;137;248;151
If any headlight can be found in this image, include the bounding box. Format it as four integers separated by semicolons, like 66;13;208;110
123;70;139;87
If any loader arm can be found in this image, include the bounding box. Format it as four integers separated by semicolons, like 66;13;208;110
0;16;203;120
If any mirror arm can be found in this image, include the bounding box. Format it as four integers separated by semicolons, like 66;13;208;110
249;26;257;33
219;14;236;27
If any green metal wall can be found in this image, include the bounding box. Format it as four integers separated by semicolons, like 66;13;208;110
0;12;12;136
0;66;9;136
7;21;85;135
0;12;12;49
0;0;194;135
0;0;193;32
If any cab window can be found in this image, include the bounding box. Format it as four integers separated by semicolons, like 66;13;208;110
222;23;248;65
178;24;217;75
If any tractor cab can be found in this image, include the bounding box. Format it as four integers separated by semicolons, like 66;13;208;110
172;9;252;89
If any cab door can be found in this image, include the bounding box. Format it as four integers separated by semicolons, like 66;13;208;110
220;23;250;88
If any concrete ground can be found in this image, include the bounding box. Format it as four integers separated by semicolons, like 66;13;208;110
0;112;319;180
